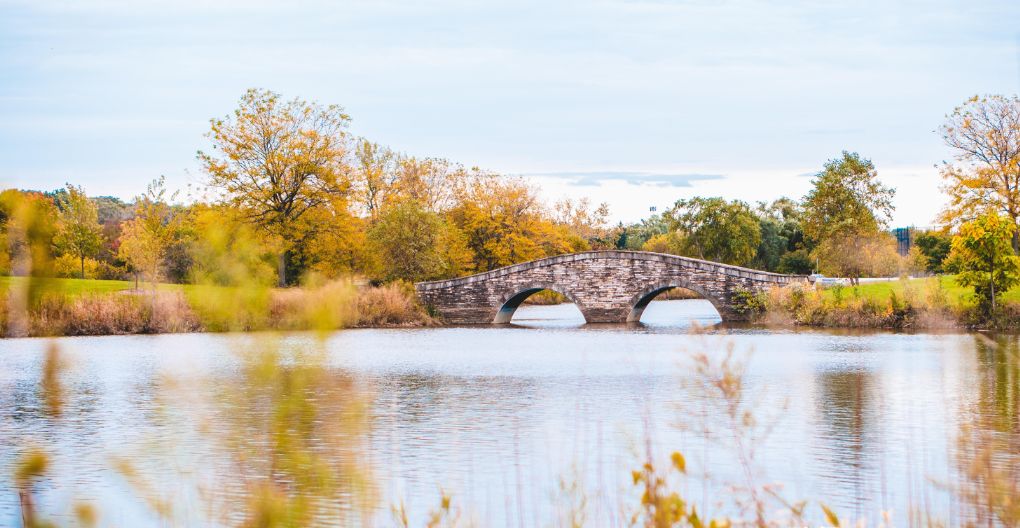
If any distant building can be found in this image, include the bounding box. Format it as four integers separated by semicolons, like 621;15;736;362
893;227;913;257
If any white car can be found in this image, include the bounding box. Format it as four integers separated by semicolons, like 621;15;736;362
809;274;850;287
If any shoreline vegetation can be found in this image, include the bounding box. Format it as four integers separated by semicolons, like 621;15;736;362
0;278;436;338
742;275;1020;330
8;272;1020;338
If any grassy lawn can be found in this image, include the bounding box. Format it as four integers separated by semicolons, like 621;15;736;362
819;275;1020;305
0;276;195;295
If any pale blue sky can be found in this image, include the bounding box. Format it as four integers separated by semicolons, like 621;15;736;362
2;0;1019;225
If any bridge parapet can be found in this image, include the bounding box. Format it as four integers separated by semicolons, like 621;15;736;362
415;251;805;324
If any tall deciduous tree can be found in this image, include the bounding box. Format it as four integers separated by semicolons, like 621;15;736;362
950;213;1020;310
802;151;895;285
119;177;183;314
664;197;761;266
199;89;352;287
54;183;102;279
938;95;1020;252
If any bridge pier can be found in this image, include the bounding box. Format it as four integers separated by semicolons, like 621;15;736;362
415;251;803;325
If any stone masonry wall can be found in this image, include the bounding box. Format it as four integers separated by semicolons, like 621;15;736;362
415;251;802;324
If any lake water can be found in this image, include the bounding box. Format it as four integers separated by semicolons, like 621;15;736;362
1;299;1016;527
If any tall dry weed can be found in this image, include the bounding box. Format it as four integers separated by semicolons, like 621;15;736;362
1;289;202;338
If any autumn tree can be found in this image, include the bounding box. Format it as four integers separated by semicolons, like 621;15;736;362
802;151;895;285
199;89;352;287
663;197;761;266
291;195;372;280
950;213;1020;310
393;157;466;212
553;197;611;245
448;175;550;271
938;95;1020;252
354;139;399;220
0;190;59;278
368;199;471;282
54;183;102;279
119;177;183;314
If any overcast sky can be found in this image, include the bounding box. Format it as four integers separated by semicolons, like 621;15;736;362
2;0;1019;226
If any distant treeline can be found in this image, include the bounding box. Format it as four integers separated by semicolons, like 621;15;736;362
2;91;1013;302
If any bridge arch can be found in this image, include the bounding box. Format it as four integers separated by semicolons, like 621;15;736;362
625;280;726;323
494;282;587;323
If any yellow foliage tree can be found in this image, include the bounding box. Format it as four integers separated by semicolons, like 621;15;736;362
448;175;549;272
950;213;1020;309
118;177;183;315
354;139;398;220
199;89;353;287
938;95;1020;253
393;157;468;212
553;196;611;242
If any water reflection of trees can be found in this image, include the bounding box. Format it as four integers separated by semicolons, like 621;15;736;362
948;335;1020;526
971;335;1020;435
813;366;879;518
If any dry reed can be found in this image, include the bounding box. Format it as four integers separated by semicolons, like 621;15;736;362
0;280;437;338
1;290;201;338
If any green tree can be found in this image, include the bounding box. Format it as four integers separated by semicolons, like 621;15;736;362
664;197;761;266
777;249;812;275
53;183;102;279
802;151;895;285
368;200;470;282
199;89;352;287
914;231;953;273
754;219;788;271
951;213;1020;310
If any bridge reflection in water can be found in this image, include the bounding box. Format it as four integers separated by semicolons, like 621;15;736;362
415;250;805;324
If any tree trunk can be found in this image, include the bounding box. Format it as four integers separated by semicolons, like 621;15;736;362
991;256;997;310
1013;225;1019;255
80;256;85;280
691;232;704;260
277;252;286;288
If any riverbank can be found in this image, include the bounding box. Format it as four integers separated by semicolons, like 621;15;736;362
745;275;1020;330
0;278;437;338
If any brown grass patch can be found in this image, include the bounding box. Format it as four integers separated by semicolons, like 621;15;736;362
1;280;436;338
1;290;202;338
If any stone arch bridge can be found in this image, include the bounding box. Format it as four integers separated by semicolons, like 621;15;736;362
415;251;805;324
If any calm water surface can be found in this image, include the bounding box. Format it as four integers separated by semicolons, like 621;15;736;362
0;300;1016;526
